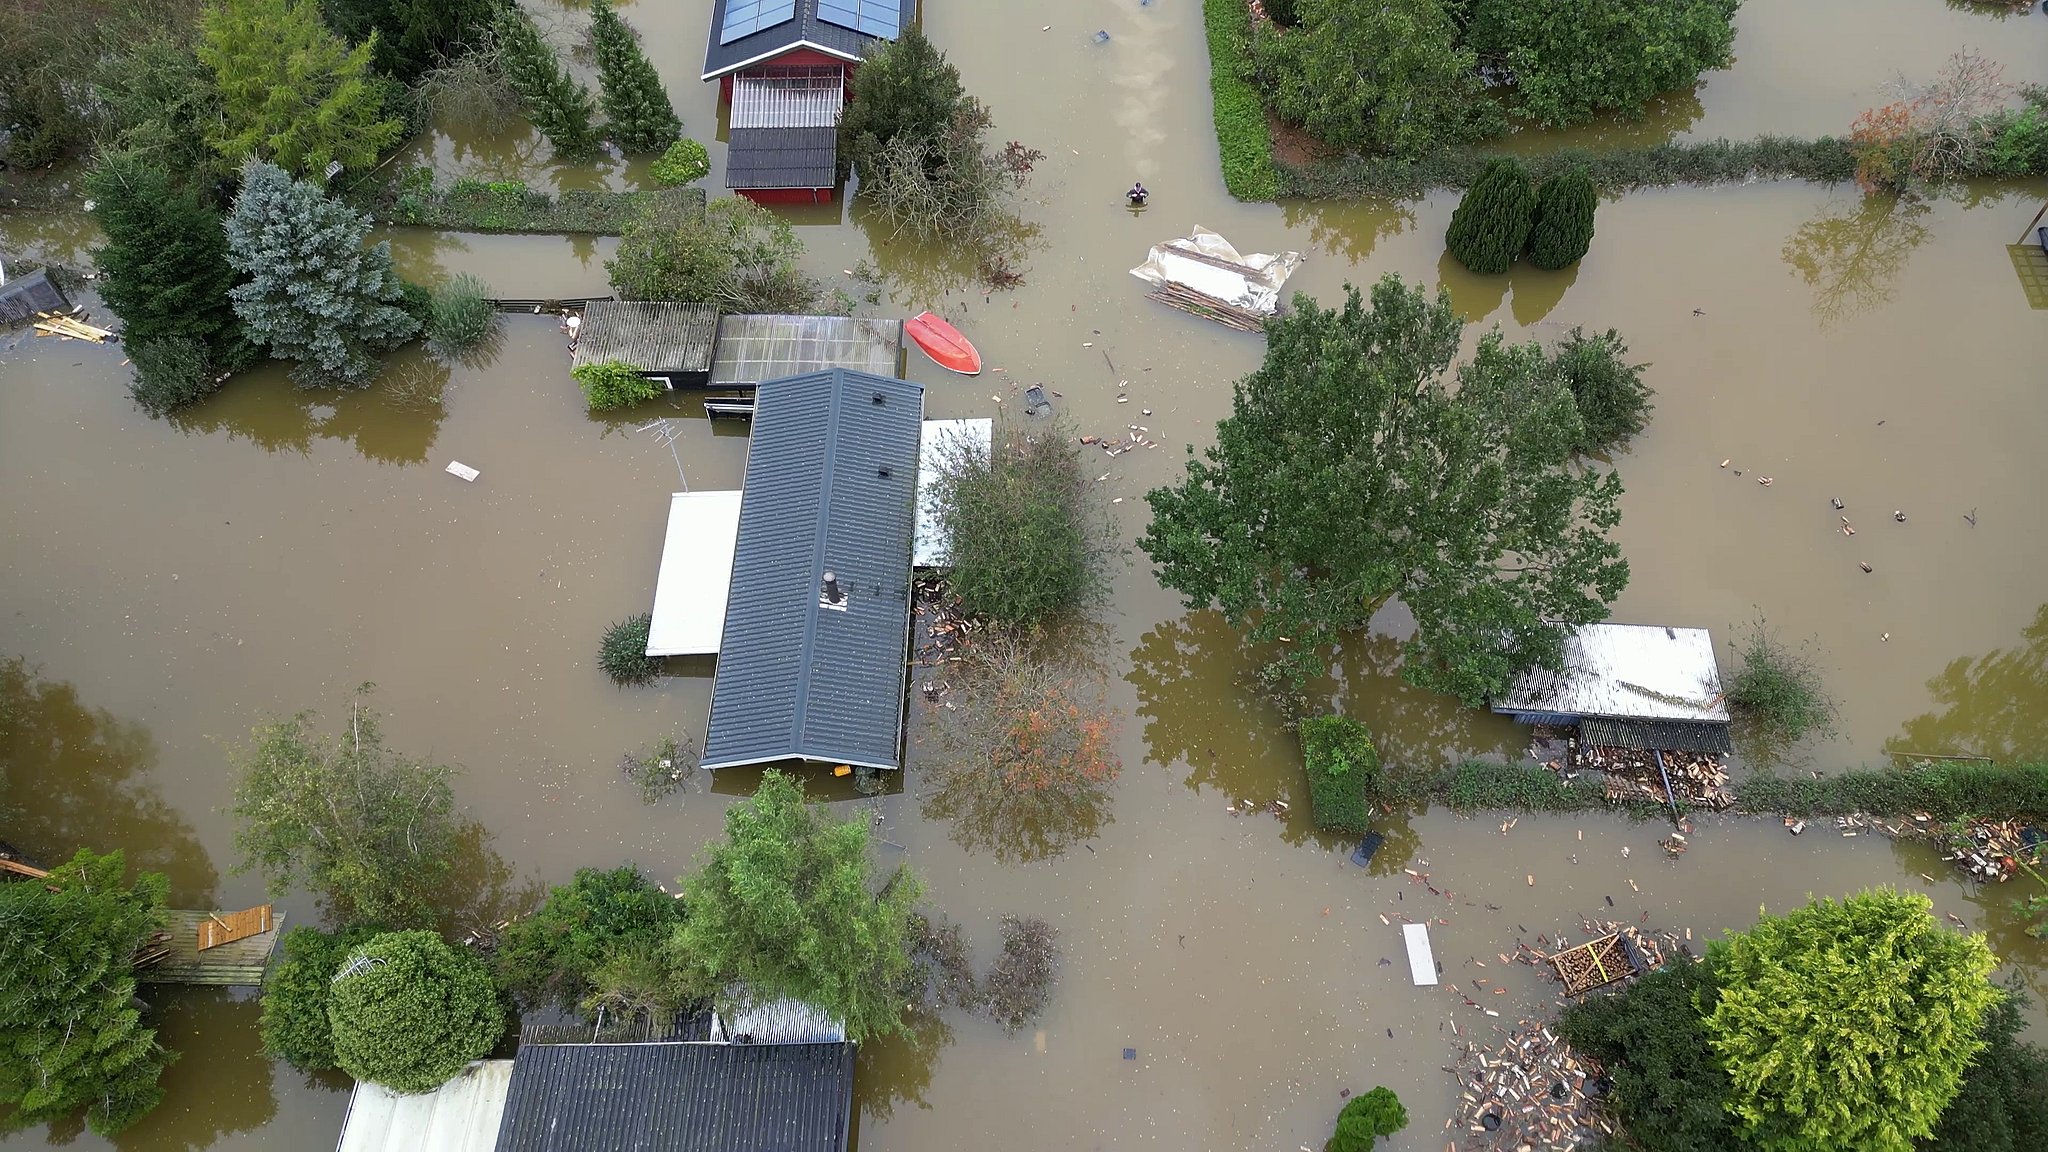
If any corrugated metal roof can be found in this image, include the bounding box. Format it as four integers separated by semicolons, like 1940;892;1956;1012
647;491;744;656
1580;717;1734;754
914;418;992;568
1493;623;1731;724
0;269;68;326
702;368;924;772
704;0;913;80
340;1060;513;1152
731;66;845;128
709;314;902;388
713;999;847;1044
492;1042;854;1152
726;127;838;190
573;302;720;375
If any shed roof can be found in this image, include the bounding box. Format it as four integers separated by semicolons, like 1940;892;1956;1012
340;1060;512;1152
708;314;902;388
0;268;68;326
1580;717;1735;755
1492;623;1730;724
914;418;993;568
647;491;745;656
492;1041;854;1152
572;302;720;375
703;0;913;80
702;368;924;772
726;127;838;190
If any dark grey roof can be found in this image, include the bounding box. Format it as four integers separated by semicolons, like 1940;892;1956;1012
493;1041;855;1152
573;302;720;374
703;368;923;771
1580;717;1734;755
0;269;69;326
725;128;838;191
703;0;915;79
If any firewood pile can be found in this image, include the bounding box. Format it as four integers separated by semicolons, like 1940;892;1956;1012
1545;933;1640;996
1445;1023;1611;1151
1941;819;2047;881
1571;744;1733;809
1517;917;1685;998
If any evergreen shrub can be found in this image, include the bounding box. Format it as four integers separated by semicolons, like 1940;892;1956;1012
327;930;503;1094
1300;714;1378;833
598;612;657;683
1444;157;1535;274
1527;167;1597;270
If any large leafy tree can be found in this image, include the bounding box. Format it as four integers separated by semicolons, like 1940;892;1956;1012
492;866;684;1015
326;930;503;1093
1249;0;1502;158
225;162;420;389
588;0;679;153
675;771;923;1042
1467;0;1741;128
1140;274;1629;703
838;22;969;176
227;689;461;927
0;849;173;1137
319;0;501;82
492;5;597;158
257;924;385;1073
1703;888;2001;1152
199;0;404;178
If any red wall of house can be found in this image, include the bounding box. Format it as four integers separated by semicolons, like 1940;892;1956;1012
739;187;836;205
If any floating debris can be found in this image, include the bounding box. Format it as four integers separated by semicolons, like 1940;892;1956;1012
1941;819;2046;881
1448;1023;1610;1150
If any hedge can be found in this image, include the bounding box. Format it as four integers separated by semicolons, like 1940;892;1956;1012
353;168;705;234
1301;714;1379;834
1281;136;1860;199
1201;0;1280;202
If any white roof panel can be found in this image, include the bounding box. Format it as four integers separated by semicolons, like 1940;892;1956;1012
647;491;744;656
1403;923;1437;986
1493;622;1730;723
337;1060;512;1152
914;418;993;568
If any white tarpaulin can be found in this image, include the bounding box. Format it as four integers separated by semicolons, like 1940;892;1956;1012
1129;225;1304;315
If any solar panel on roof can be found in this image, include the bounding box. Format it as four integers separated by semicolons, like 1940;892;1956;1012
720;0;797;45
817;0;900;39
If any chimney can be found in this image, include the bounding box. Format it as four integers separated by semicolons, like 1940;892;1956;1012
821;571;845;606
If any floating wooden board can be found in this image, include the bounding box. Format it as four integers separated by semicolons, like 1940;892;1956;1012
1403;922;1438;986
0;858;50;879
198;905;275;951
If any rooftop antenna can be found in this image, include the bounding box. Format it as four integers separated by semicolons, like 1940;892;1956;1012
637;418;690;491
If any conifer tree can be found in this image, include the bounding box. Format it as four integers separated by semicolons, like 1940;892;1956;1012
199;0;404;178
493;6;599;158
1527;168;1598;270
0;849;174;1137
225;162;420;389
588;0;680;154
1444;158;1537;275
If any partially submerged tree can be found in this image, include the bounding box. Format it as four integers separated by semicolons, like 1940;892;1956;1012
1445;157;1537;275
1556;952;1740;1152
492;866;685;1015
0;849;173;1137
1327;1087;1408;1151
1544;327;1650;454
608;195;827;312
1727;617;1837;742
493;6;599;158
320;0;501;82
1526;168;1598;271
838;22;969;178
588;0;680;153
1703;888;2000;1151
1140;275;1629;703
228;689;463;927
980;915;1059;1033
258;924;385;1073
1851;49;2009;192
199;0;404;177
225;162;420;389
327;930;503;1093
1467;0;1740;127
675;771;923;1042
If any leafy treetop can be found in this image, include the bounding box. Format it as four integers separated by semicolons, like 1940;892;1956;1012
838;22;970;176
1467;0;1740;128
493;866;684;1014
326;930;504;1094
199;0;405;178
1140;274;1629;703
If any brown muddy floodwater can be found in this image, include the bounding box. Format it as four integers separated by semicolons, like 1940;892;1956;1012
4;1;2048;1149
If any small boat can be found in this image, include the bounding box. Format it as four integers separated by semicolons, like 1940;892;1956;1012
904;311;982;375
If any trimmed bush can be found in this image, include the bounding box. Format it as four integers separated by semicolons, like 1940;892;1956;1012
598;613;657;684
1444;158;1535;274
426;273;497;357
1201;0;1279;201
1546;327;1650;454
128;337;222;417
574;360;661;412
327;930;503;1094
1527;168;1597;270
1281;136;1861;199
1301;714;1379;834
1735;761;2048;821
1328;1087;1408;1151
651;138;710;186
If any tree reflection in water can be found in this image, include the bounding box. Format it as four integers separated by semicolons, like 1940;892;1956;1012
109;990;278;1152
1893;603;2048;765
853;1006;952;1124
1781;193;1932;329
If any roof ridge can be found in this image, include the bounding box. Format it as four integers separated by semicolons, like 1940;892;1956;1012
787;367;845;760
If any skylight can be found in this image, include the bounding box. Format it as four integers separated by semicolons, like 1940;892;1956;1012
816;0;900;40
719;0;798;45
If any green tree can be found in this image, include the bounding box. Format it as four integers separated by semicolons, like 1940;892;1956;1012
1140;275;1628;702
327;930;503;1093
92;31;226;186
199;0;404;178
258;924;385;1073
588;0;679;153
1929;980;2048;1152
575;362;662;413
1467;0;1740;128
838;22;969;176
607;194;824;312
675;771;923;1042
225;162;420;389
227;690;462;927
1556;952;1742;1152
493;866;685;1014
491;5;597;158
1544;327;1649;453
1527;167;1597;270
1445;157;1536;275
319;0;502;82
1703;889;2001;1152
1327;1086;1408;1151
1249;0;1502;158
0;849;173;1137
651;138;711;186
1300;714;1378;834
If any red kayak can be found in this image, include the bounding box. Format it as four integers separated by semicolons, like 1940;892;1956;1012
905;311;983;375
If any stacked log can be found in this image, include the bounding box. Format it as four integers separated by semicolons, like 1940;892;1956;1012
1447;1024;1609;1151
1571;744;1733;809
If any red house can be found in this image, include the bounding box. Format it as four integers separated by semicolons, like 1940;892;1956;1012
703;0;916;204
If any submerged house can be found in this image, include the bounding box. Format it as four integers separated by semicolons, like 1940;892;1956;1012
1491;622;1733;753
702;0;915;202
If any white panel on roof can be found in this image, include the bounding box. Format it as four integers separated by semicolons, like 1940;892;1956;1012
647;491;744;656
337;1060;512;1152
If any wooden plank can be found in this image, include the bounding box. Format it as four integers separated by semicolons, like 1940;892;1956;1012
0;858;50;879
1403;922;1438;986
197;905;274;951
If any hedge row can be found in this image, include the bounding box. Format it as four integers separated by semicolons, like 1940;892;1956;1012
355;168;704;234
1280;136;1860;199
1301;714;1379;834
1201;0;1280;202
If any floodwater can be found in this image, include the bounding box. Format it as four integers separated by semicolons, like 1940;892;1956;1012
4;0;2048;1149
